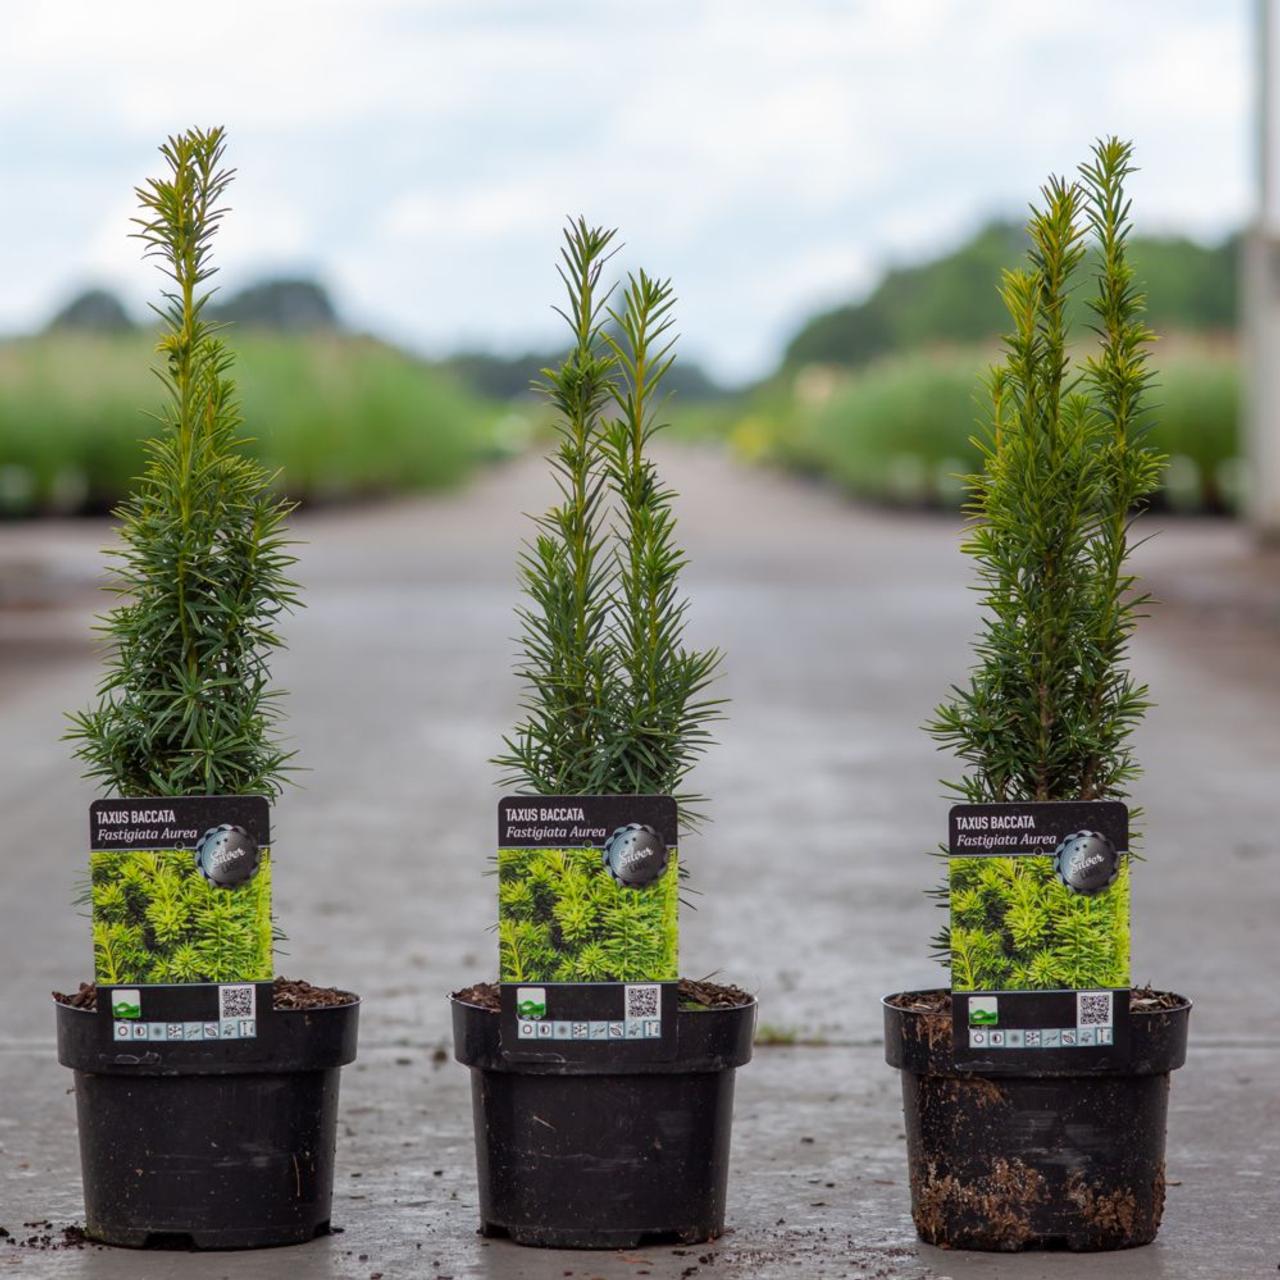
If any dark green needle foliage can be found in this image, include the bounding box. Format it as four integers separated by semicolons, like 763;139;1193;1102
67;127;299;798
598;270;724;810
496;221;619;800
929;139;1163;973
67;128;294;985
495;219;723;809
493;220;719;983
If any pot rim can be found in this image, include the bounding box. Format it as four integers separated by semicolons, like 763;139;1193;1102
448;992;758;1014
450;987;757;1075
52;993;363;1014
881;987;1192;1016
55;989;360;1076
882;986;1190;1077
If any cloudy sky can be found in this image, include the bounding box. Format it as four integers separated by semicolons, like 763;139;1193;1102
0;1;1252;382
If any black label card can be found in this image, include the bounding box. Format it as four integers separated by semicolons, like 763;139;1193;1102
948;799;1132;1074
951;988;1132;1073
90;795;270;851
496;796;681;1040
498;981;679;1063
948;800;1128;857
89;796;274;987
498;795;678;849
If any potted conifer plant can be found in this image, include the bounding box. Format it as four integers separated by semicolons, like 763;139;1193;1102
883;139;1191;1252
451;220;756;1250
53;127;359;1250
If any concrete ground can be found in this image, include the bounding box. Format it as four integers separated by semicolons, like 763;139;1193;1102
0;448;1276;1278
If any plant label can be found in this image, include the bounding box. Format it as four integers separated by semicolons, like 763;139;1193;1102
948;800;1132;1073
88;795;272;988
496;795;680;1063
94;979;276;1059
496;795;679;985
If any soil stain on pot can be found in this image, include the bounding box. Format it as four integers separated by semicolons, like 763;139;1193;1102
1067;1164;1165;1240
912;1156;1047;1251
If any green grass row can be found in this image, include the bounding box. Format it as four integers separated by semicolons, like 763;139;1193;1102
0;333;510;516
685;342;1240;512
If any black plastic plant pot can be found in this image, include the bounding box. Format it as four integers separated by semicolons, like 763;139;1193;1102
883;990;1190;1252
451;994;756;1249
55;996;360;1249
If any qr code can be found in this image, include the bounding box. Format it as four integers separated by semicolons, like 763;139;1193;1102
625;984;660;1021
218;984;256;1021
1077;991;1113;1028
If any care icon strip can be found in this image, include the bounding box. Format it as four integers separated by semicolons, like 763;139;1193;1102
948;800;1131;1069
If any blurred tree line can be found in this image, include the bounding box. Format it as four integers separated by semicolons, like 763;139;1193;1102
49;277;341;334
46;222;1235;400
22;223;1241;518
784;221;1237;370
46;279;726;402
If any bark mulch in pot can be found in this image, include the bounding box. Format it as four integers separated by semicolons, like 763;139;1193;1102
53;976;357;1012
452;977;754;1013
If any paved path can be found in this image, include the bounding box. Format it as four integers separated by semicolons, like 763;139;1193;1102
1;448;1276;1278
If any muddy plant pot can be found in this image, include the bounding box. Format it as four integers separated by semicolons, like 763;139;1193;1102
451;994;756;1249
883;990;1190;1252
55;996;359;1249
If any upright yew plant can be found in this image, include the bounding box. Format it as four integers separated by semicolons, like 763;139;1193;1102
494;219;722;809
492;219;722;983
930;138;1164;980
67;126;298;798
55;127;361;1260
65;127;295;984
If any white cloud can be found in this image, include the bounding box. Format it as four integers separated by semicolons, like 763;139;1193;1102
381;182;564;243
0;0;1253;378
